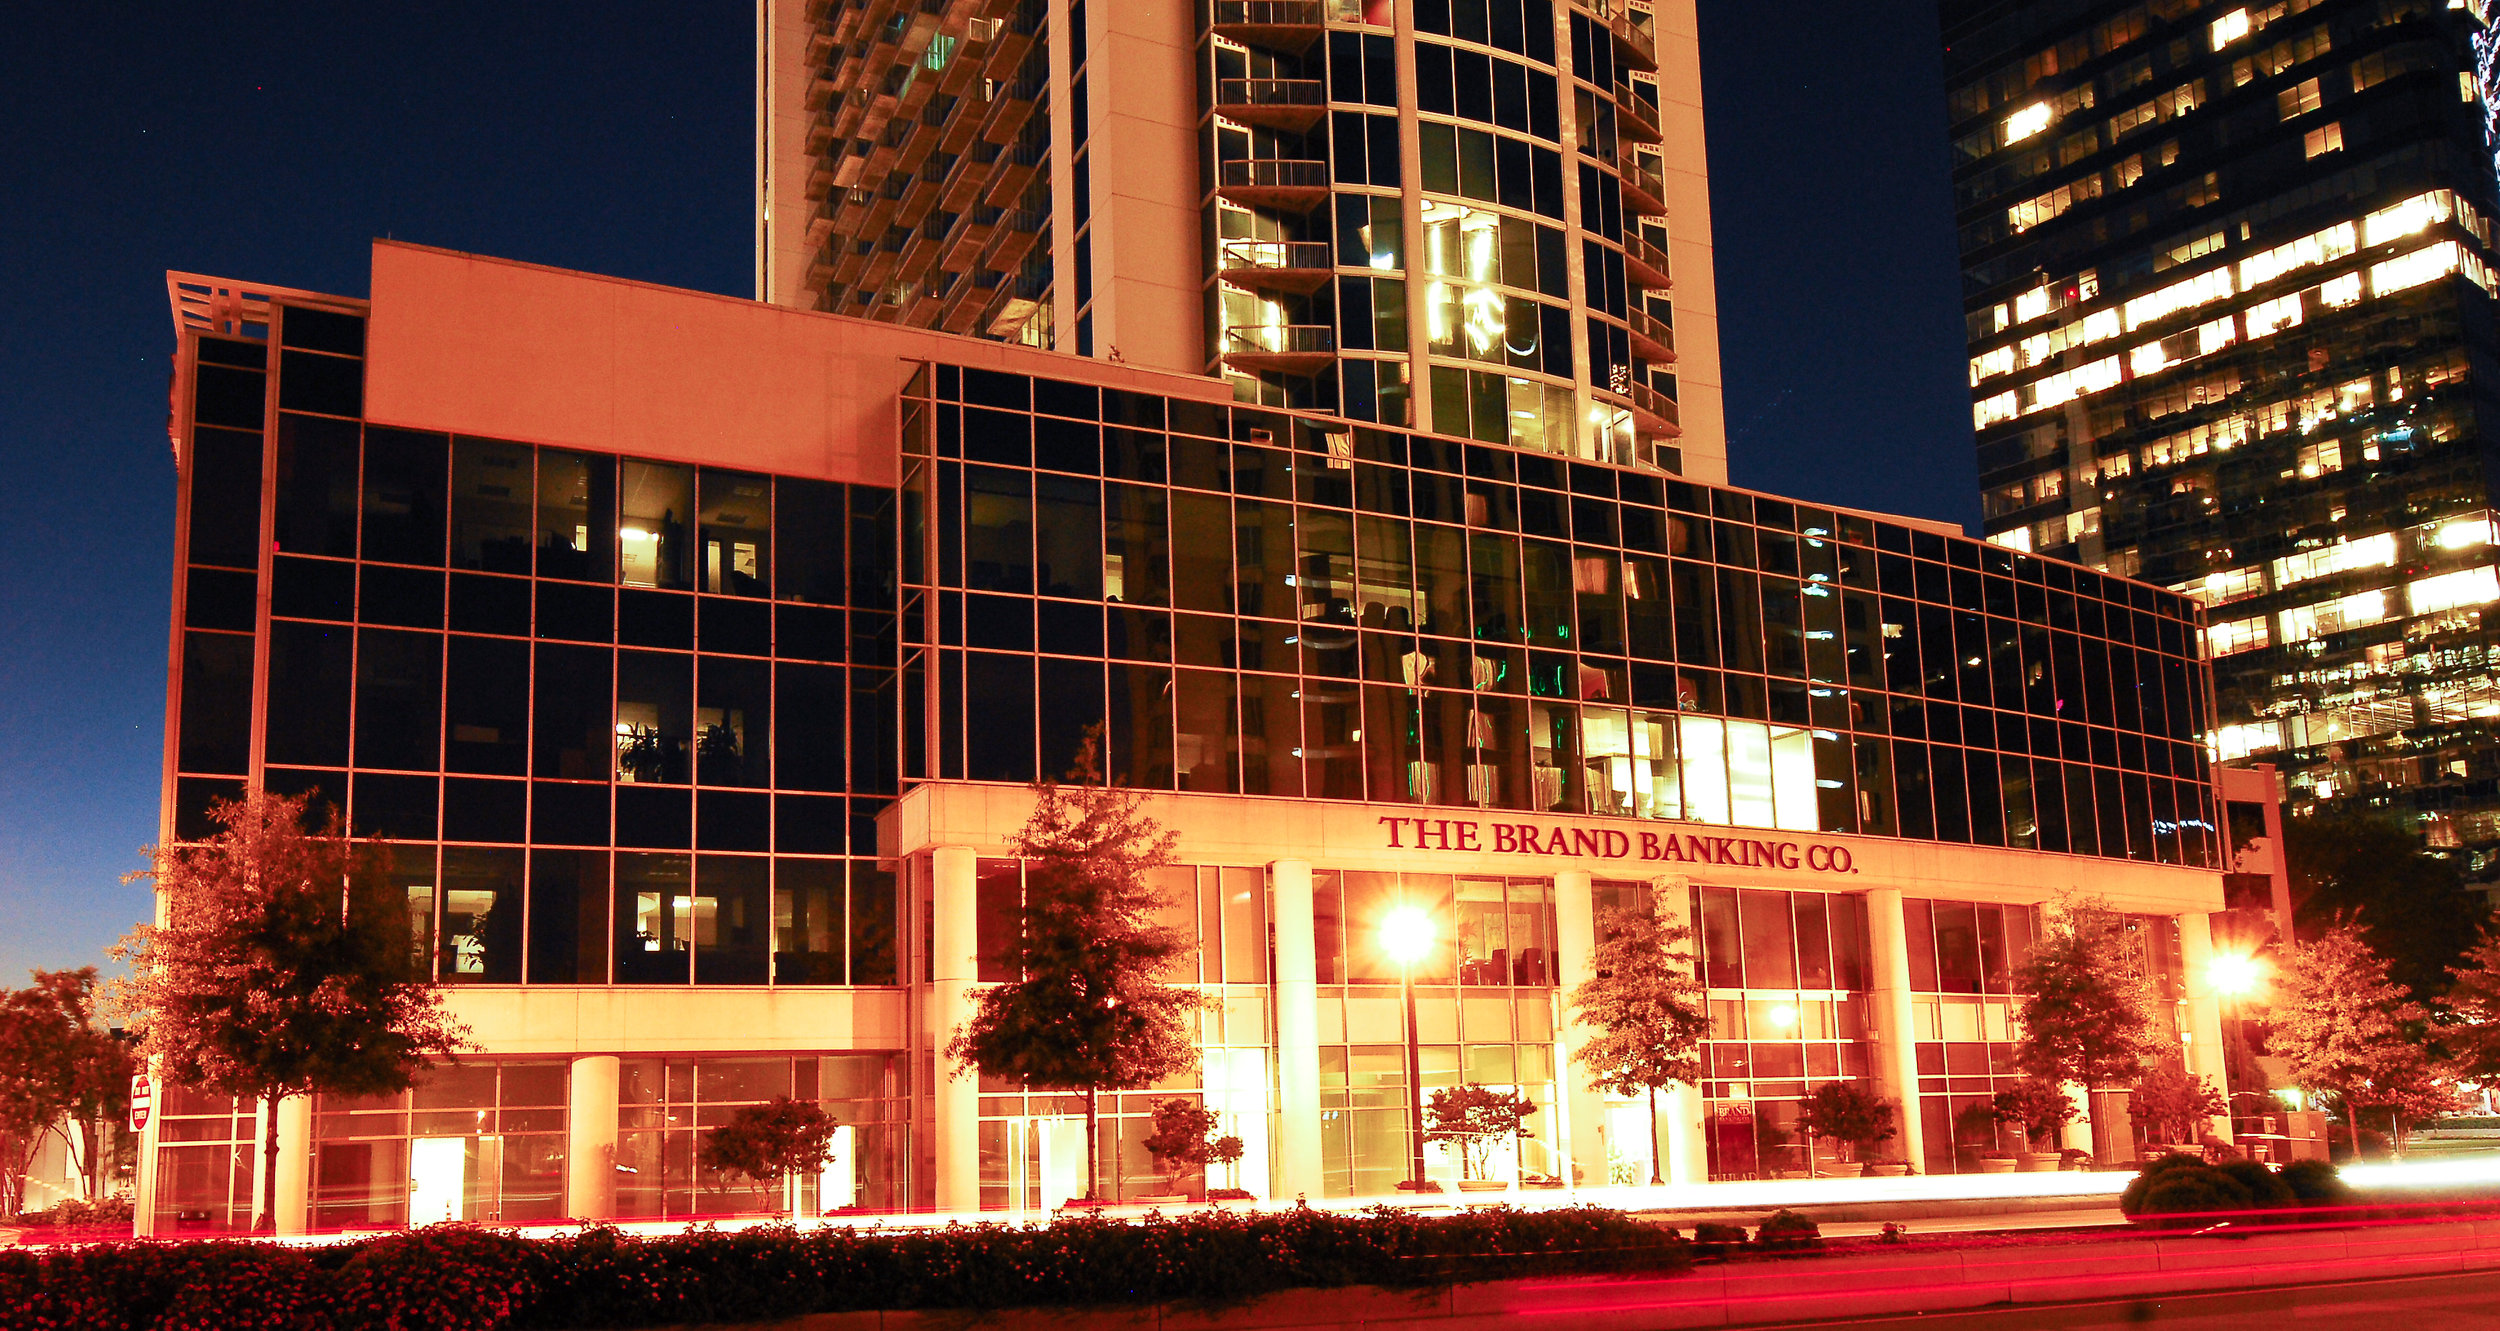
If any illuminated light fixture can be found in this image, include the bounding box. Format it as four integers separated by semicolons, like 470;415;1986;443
2207;952;2267;998
2002;102;2054;145
1379;906;1436;966
1767;1004;1798;1030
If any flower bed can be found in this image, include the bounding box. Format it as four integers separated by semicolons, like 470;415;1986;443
0;1204;1688;1331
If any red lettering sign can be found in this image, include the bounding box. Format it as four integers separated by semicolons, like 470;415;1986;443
1378;816;1858;873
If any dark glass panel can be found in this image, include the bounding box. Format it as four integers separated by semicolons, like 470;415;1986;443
1235;498;1297;620
1932;900;1982;994
442;777;526;844
444;634;529;776
774;663;848;791
281;306;364;355
1104;482;1171;606
1240;669;1303;796
1903;897;1938;991
1170;492;1234;614
527;850;609;983
283;347;365;415
1738;889;1797;990
614;785;692;848
618;589;693;650
964;465;1034;594
187;427;264;570
1175;669;1239;794
353;629;442;771
775;479;847;605
192;365;264;431
1697;886;1743;988
535;581;612;644
776;603;845;662
1109;662;1175;789
360;428;449;567
265;620;352;768
273;555;355;621
965;652;1036;782
185;566;257;633
448;573;530;637
358;564;443;628
450;438;535;573
350;773;435;840
1033;474;1103;600
530;780;609;845
176;633;254;770
274;414;359;558
701;597;771;658
532;643;613;780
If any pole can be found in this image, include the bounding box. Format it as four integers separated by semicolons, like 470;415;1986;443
1403;959;1427;1189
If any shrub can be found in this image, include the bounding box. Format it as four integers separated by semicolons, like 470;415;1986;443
2280;1159;2350;1208
1690;1221;1746;1254
1752;1209;1822;1252
2215;1158;2293;1209
0;1204;1689;1328
2119;1154;2253;1228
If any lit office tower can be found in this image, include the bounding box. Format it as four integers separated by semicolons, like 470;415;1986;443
756;0;1727;480
1942;2;2500;871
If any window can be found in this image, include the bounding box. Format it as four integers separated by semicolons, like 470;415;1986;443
2302;121;2342;158
2204;615;2269;655
2277;77;2320;119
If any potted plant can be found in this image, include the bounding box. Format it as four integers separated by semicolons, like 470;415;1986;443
1142;1098;1231;1202
697;1096;838;1217
1796;1081;1896;1179
1425;1083;1538;1192
2132;1061;2225;1153
1992;1078;2078;1171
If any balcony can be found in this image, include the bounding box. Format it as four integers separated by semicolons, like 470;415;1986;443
1223;323;1336;374
1608;9;1658;71
1613;81;1663;144
1626;380;1679;434
1626;305;1675;362
1616;150;1667;217
1211;0;1324;52
1623;230;1673;290
1214;77;1328;133
1216;157;1332;212
1218;239;1336;294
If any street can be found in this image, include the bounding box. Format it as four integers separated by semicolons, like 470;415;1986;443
1778;1269;2500;1328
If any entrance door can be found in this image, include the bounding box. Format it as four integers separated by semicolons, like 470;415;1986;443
818;1124;857;1214
409;1137;468;1224
1035;1118;1087;1212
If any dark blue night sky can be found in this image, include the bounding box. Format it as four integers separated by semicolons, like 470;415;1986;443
0;3;1972;981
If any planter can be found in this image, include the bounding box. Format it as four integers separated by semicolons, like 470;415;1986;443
2018;1153;2062;1173
1823;1162;1865;1178
1127;1194;1189;1207
1864;1163;1911;1177
1978;1156;2018;1174
1455;1179;1509;1193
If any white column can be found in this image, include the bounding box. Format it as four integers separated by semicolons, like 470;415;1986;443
272;1094;311;1236
2176;912;2234;1144
132;1066;162;1238
930;846;983;1213
1552;870;1607;1189
567;1054;621;1220
1864;889;1924;1168
1648;877;1707;1184
1270;859;1323;1202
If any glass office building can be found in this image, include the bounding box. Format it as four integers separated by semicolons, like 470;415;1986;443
138;243;2230;1233
1941;0;2500;882
757;0;1727;478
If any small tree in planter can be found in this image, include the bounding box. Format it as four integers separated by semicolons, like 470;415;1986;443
1796;1081;1896;1176
1991;1078;2078;1168
1568;898;1707;1186
1424;1083;1538;1187
2132;1061;2225;1148
699;1095;838;1214
1142;1098;1246;1199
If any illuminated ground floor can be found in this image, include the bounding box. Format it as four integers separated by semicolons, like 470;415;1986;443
132;786;2230;1235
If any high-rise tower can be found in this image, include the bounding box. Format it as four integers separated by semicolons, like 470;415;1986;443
757;0;1728;480
1942;0;2500;879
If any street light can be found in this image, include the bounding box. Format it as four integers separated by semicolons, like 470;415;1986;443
1380;906;1436;1193
2206;952;2269;1141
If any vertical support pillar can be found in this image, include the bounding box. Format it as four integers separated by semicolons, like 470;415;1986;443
1648;877;1707;1184
1270;859;1323;1202
930;846;983;1213
272;1094;311;1236
2177;912;2234;1144
132;1063;162;1238
567;1054;621;1220
1865;889;1925;1170
1552;870;1607;1189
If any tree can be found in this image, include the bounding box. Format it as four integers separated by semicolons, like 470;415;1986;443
2285;811;2488;1005
1796;1081;1896;1166
2438;928;2500;1088
1142;1098;1242;1194
112;791;472;1230
1423;1083;1538;1181
1568;897;1708;1186
2132;1061;2226;1146
0;971;131;1215
946;734;1205;1202
2267;921;2460;1151
2013;895;2161;1091
1989;1077;2078;1152
699;1096;837;1212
